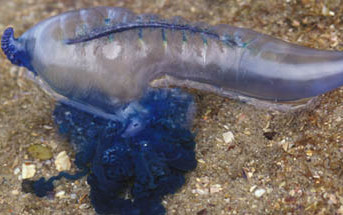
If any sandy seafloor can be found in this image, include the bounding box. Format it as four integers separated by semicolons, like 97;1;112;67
1;0;343;214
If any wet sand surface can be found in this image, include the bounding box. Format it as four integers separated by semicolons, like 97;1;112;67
1;0;343;214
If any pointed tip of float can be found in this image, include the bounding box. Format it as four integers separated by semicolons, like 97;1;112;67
1;27;21;65
1;26;36;75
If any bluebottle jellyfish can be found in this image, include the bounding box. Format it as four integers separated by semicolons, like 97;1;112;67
2;6;343;214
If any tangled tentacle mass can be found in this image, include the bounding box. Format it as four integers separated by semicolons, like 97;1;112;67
25;89;196;214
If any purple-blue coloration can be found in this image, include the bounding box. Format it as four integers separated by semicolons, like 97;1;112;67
2;6;343;215
1;27;35;74
54;89;196;214
23;88;196;215
3;7;343;115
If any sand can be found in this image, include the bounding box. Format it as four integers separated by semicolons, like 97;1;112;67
1;0;343;214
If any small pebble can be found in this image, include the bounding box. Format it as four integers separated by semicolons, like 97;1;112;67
250;185;257;192
43;125;53;130
21;163;36;179
55;190;66;198
289;189;295;196
44;160;51;166
9;67;18;77
13;167;20;175
70;193;77;199
254;188;266;198
55;151;71;171
79;203;90;209
222;131;235;143
27;144;53;160
198;159;206;164
328;193;337;205
305;150;313;157
279;181;286;188
210;184;222;194
279;139;292;152
244;130;251;135
322;5;335;16
194;188;209;195
11;190;19;195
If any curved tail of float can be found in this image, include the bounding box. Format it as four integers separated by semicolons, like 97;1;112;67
1;27;35;74
247;40;343;102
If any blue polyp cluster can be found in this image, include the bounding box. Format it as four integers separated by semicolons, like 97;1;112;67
1;27;35;74
1;28;19;64
28;88;197;215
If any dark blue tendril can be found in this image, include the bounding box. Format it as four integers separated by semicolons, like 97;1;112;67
23;88;197;215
